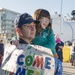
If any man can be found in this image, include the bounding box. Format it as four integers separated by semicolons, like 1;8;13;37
2;13;55;75
13;13;39;44
1;13;39;75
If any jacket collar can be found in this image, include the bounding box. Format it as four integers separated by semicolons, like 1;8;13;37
19;38;28;44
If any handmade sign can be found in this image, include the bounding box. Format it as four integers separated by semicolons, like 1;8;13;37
2;44;55;75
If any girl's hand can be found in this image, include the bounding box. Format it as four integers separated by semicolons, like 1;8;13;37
12;40;19;46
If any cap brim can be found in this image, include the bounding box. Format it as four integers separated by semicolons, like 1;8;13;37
34;20;40;24
27;19;40;24
21;19;40;26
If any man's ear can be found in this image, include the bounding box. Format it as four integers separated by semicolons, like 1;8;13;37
16;28;22;36
16;28;20;33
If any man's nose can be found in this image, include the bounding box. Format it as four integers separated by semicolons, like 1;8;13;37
31;26;35;30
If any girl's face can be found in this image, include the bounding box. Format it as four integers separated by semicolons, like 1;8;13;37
39;17;50;29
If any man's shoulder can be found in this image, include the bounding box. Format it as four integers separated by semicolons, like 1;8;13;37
5;43;16;51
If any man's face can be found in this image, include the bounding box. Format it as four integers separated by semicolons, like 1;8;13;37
20;22;36;40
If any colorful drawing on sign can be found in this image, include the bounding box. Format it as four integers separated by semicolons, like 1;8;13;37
2;44;55;75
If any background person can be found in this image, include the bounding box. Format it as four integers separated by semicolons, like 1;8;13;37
70;41;75;66
0;40;4;75
55;35;64;75
55;37;64;62
0;40;4;66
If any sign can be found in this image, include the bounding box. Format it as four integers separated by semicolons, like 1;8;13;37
2;44;55;75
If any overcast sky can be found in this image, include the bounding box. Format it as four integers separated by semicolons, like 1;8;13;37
0;0;75;17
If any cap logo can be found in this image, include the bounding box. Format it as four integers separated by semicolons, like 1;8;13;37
25;17;32;20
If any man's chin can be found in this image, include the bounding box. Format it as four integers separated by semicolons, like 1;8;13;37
30;36;35;39
32;36;35;39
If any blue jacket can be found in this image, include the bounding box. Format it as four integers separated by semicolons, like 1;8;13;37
31;28;56;54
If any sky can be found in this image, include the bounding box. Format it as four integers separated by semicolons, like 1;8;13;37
0;0;75;17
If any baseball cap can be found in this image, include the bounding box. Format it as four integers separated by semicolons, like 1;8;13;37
14;13;39;28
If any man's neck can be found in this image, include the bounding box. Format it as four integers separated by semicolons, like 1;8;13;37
20;37;31;44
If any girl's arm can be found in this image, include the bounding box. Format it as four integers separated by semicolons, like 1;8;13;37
44;31;57;55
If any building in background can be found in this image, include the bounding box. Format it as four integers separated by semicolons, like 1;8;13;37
0;8;20;43
51;12;75;42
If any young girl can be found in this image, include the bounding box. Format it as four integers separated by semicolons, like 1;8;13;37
31;9;60;75
32;9;58;57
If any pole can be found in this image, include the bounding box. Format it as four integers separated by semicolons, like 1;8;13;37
60;0;63;38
